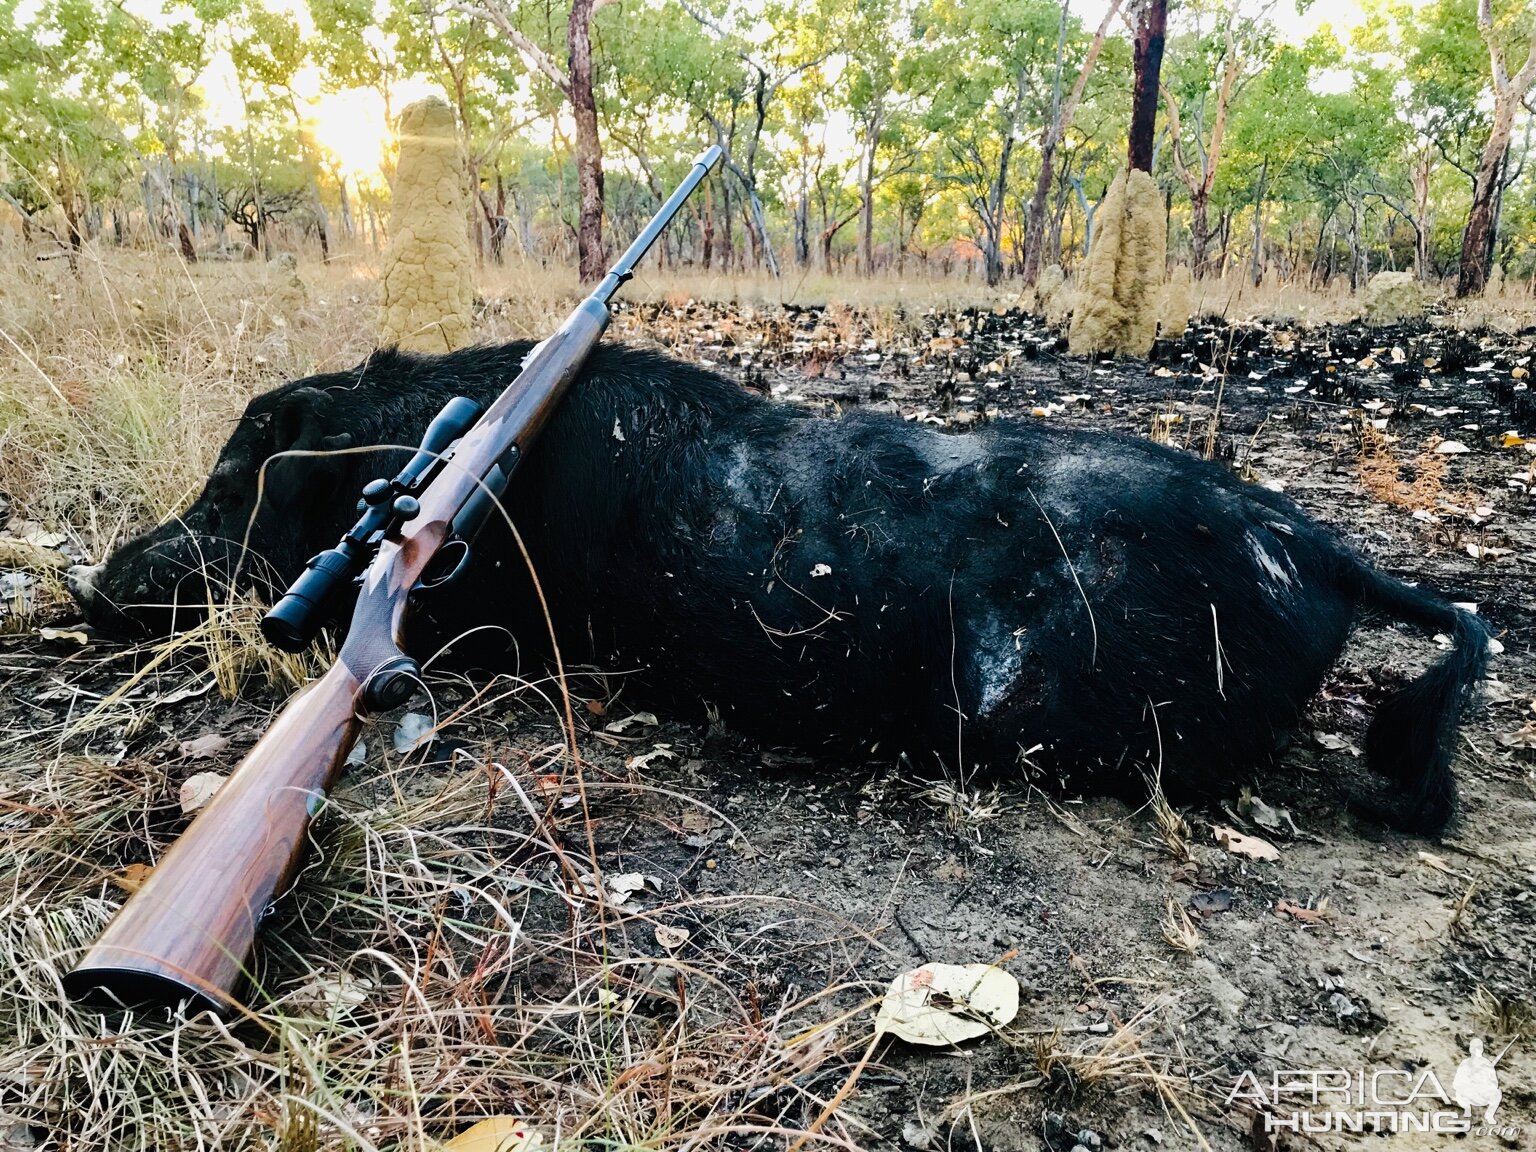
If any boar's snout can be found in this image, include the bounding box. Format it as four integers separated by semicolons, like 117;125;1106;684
66;563;105;610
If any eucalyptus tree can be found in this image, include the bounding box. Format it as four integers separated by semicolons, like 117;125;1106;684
675;0;843;276
1456;0;1536;293
911;0;1066;285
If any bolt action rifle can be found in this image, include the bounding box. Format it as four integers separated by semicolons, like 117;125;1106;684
66;146;723;1013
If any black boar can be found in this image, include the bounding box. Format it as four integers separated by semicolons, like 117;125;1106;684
70;341;1490;834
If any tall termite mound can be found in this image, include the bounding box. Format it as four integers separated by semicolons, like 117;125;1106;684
1068;168;1166;357
379;97;475;353
1160;263;1192;340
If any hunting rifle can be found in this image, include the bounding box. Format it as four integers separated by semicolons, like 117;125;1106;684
65;146;723;1013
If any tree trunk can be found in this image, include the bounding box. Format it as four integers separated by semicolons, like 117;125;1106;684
795;182;810;267
702;179;715;269
1250;155;1268;287
983;135;1014;286
1023;0;1122;283
1189;188;1210;275
1458;100;1515;295
1127;0;1167;173
858;114;879;276
568;0;605;283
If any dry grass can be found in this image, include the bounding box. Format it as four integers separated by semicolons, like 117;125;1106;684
1160;899;1201;955
0;660;887;1151
1357;422;1448;512
0;239;1034;1151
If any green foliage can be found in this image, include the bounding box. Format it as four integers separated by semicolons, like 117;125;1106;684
0;0;1531;283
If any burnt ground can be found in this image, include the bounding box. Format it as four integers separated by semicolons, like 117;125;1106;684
3;304;1535;1150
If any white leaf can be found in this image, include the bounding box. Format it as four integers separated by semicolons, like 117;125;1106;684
1434;440;1472;454
605;712;659;734
179;733;229;760
1314;731;1361;756
393;712;434;753
874;962;1019;1046
655;925;691;949
179;772;227;814
810;563;832;577
1213;826;1281;861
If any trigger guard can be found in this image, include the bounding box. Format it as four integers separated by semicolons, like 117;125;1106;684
415;539;472;591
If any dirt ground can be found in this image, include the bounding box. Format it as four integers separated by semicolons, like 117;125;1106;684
2;303;1534;1150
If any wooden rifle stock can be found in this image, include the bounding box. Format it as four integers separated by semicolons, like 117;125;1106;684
66;145;722;1012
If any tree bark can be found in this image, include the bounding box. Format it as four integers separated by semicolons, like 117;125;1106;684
568;0;604;282
1459;100;1516;295
858;104;881;276
982;134;1014;286
1189;188;1210;273
1022;0;1122;284
1127;0;1167;173
1457;0;1536;295
1250;154;1267;286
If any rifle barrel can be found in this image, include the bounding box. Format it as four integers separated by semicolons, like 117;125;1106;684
593;144;722;306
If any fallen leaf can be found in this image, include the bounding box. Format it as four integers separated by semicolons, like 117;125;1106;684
38;627;89;645
1434;440;1472;454
606;872;648;904
1189;889;1234;915
585;698;607;716
393;712;434;753
605;712;659;734
1238;789;1296;833
179;733;229;760
288;973;374;1015
439;1118;543;1152
112;862;153;894
595;988;635;1013
1466;543;1513;560
1313;731;1361;756
1417;850;1468;878
810;563;832;577
1503;433;1527;448
1275;898;1329;923
179;771;226;814
1213;826;1280;862
1498;721;1536;749
874;962;1019;1046
627;743;678;770
655;925;690;950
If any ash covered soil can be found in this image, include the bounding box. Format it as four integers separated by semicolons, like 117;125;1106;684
4;303;1535;1150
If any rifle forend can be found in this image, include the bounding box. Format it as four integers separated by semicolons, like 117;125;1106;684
64;145;723;1013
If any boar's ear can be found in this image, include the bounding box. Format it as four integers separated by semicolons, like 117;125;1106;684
271;386;337;454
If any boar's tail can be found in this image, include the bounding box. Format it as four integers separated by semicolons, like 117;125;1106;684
1352;565;1490;836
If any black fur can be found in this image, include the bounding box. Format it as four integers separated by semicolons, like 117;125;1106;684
77;341;1490;834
